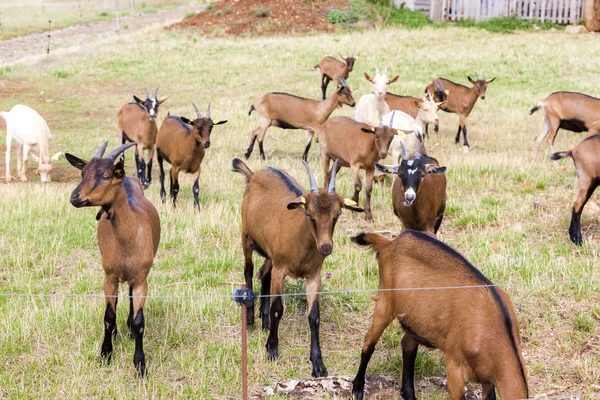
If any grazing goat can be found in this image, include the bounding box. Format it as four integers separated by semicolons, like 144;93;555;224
66;141;161;377
551;135;600;245
156;104;227;210
315;53;357;100
354;67;400;127
1;104;61;182
318;113;397;222
233;157;363;377
375;142;447;234
351;230;528;400
118;87;169;188
530;91;600;159
426;73;495;148
385;79;448;120
246;77;355;161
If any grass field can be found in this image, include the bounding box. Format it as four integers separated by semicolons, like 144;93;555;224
0;13;599;399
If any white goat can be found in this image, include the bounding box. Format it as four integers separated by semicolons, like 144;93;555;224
383;93;443;162
354;67;399;127
1;104;61;182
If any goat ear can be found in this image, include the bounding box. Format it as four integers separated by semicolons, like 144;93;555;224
387;75;400;85
342;197;364;213
436;101;446;109
213;120;228;125
361;127;376;134
113;161;126;179
287;196;306;210
51;151;62;161
65;153;88;171
444;90;450;95
426;165;447;174
486;77;496;83
133;95;144;105
467;76;474;84
364;72;374;83
374;163;399;174
413;99;421;108
157;95;170;104
181;116;194;125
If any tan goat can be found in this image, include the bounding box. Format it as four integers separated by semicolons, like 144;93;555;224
66;141;161;377
351;230;528;400
233;157;363;377
246;77;355;161
315;53;357;100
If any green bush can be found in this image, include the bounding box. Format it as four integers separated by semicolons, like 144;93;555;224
183;11;196;20
386;5;432;28
326;9;359;24
458;16;564;33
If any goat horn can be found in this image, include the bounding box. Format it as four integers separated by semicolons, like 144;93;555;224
400;141;407;161
482;71;486;80
337;76;348;87
388;110;395;128
379;113;384;128
328;158;339;193
375;66;380;75
302;160;319;193
416;140;424;158
384;66;389;75
144;87;150;99
207;103;211;119
193;103;202;119
154;87;159;99
475;71;480;80
105;142;137;164
94;140;109;159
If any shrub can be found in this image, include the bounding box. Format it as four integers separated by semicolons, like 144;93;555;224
386;5;432;28
183;12;195;20
326;9;359;24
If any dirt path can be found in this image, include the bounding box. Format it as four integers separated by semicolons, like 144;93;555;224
0;5;205;67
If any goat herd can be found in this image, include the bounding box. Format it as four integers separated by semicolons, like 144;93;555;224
2;52;600;399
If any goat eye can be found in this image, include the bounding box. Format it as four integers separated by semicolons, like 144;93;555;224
102;175;110;181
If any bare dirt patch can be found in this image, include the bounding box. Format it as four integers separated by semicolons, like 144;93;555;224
167;0;351;36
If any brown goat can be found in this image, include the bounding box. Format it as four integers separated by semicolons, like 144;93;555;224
531;91;600;159
315;53;356;100
318;113;398;222
246;77;355;161
426;74;495;147
551;134;600;245
386;79;448;120
351;230;528;400
117;87;169;188
233;157;363;377
66;141;161;377
375;142;447;235
156;104;227;210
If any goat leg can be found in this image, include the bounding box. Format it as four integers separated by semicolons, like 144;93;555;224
131;282;148;378
266;274;284;360
307;276;327;377
259;259;272;331
157;151;166;203
101;278;118;363
455;125;461;144
482;383;497;400
400;335;419;400
462;124;470;148
127;285;135;339
242;239;255;327
192;170;201;211
245;135;257;159
302;131;313;162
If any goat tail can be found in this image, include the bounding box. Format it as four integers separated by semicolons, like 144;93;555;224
351;232;391;253
550;150;571;161
529;103;541;115
232;157;253;183
248;105;255;116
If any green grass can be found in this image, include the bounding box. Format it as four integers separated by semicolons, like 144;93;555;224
0;13;599;400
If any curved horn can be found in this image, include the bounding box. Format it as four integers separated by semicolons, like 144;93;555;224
207;103;211;119
302;160;319;193
482;71;486;80
154;87;159;99
144;87;150;99
328;159;339;193
375;66;380;75
337;76;348;87
400;141;407;161
193;103;202;119
379;113;384;128
94;140;109;159
384;66;390;75
388;110;395;128
415;140;424;158
475;71;480;81
105;142;137;163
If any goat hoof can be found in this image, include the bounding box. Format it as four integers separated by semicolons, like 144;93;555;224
266;346;278;361
244;152;251;160
134;354;146;377
311;363;328;378
352;387;365;400
100;346;113;363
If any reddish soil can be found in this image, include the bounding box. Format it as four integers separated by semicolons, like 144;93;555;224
167;0;351;36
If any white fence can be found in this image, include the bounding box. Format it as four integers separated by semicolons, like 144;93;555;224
403;0;585;23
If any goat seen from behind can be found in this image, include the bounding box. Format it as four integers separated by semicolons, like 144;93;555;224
156;103;227;210
66;141;161;377
551;134;600;245
233;157;363;377
351;230;528;400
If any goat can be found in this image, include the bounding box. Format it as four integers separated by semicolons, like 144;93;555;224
156;103;227;210
318;113;397;222
233;157;363;377
550;134;600;245
65;141;161;377
117;87;169;188
1;104;61;182
375;142;447;234
351;230;528;400
383;93;443;162
426;73;495;148
530;91;600;159
315;53;357;100
385;79;448;120
354;67;400;127
246;77;355;161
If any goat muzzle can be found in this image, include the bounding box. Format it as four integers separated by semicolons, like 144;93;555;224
481;95;486;100
319;243;333;256
403;187;416;207
202;141;210;149
70;193;89;208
